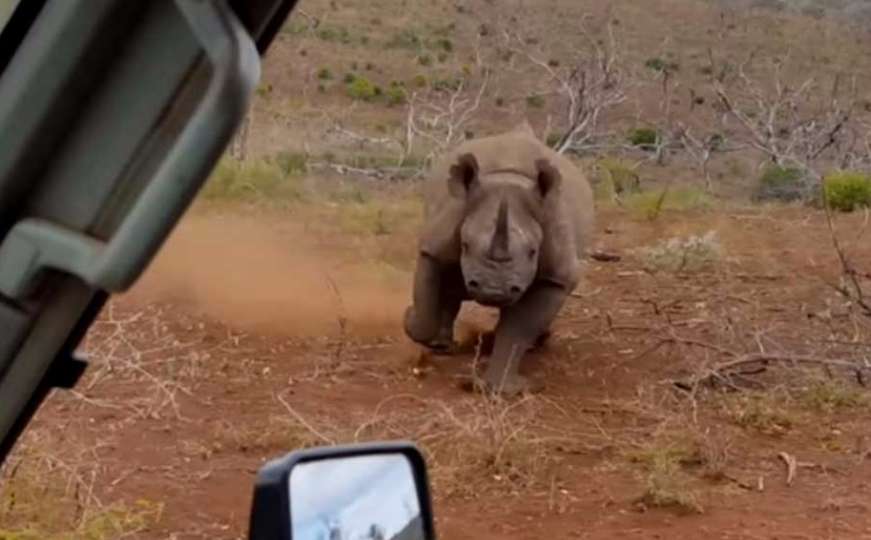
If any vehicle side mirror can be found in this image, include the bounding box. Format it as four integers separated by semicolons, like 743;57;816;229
248;441;437;540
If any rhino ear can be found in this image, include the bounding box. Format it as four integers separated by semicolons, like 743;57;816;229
535;158;561;198
448;152;480;197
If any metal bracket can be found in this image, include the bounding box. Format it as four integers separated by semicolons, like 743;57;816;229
0;0;260;299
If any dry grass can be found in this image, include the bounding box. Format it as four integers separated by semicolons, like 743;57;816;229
0;432;162;539
270;392;573;500
626;435;706;514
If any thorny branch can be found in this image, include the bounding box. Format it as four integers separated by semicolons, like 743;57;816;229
713;52;862;177
406;70;490;165
504;17;628;155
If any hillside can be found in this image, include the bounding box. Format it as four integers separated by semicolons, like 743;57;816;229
237;0;871;200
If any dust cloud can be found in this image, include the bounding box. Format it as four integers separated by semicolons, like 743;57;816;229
124;213;412;338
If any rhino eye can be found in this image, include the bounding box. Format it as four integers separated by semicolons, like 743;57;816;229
528;248;537;260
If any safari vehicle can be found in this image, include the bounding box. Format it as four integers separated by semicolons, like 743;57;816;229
0;1;435;538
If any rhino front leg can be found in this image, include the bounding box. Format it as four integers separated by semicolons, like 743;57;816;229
480;282;569;395
404;254;464;353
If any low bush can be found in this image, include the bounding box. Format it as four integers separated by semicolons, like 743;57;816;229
628;127;658;149
346;76;378;101
754;165;808;202
824;170;871;212
525;94;546;109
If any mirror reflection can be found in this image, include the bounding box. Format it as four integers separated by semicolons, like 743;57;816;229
290;452;425;540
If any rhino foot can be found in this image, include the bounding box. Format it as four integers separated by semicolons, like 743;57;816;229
458;372;544;397
427;338;460;356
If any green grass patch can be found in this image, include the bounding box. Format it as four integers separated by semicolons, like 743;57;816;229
624;186;713;220
722;392;796;436
0;453;162;539
201;156;306;202
627;440;704;514
595;157;641;198
525;94;546;109
797;379;869;414
335;198;421;237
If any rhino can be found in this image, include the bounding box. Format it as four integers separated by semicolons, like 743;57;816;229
403;122;595;395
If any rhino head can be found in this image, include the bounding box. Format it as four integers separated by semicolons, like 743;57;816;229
448;152;561;307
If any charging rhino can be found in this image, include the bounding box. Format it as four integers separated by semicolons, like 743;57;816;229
403;122;595;395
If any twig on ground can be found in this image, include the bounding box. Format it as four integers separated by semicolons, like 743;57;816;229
275;392;334;445
778;451;797;486
590;251;622;262
665;330;871;390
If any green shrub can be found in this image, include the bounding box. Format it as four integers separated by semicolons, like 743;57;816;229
597;157;641;195
274;151;308;176
346;76;378;101
202;157;303;201
317;26;352;44
645;57;679;72
412;74;428;88
256;83;273;97
824;171;871;212
437;52;449;63
432;78;461;92
418;54;433;66
526;94;546;109
317;68;333;80
385;84;407;106
343;72;356;84
385;29;422;49
628;128;658;149
437;38;454;52
754;165;808;202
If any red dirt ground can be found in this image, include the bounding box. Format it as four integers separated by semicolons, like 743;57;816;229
7;205;871;539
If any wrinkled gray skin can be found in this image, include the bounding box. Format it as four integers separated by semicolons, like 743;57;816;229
403;122;595;395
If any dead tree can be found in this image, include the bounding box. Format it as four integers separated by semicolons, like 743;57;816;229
505;18;628;155
712;54;859;180
404;72;490;168
712;53;871;317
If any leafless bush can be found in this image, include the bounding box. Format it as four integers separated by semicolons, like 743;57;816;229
504;17;629;155
712;52;865;180
404;72;490;169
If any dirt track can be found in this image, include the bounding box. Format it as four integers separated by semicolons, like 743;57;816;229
5;205;871;539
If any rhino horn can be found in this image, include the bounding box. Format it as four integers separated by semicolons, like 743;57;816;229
488;198;511;261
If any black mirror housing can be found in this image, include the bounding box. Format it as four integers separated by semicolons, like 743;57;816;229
248;441;437;540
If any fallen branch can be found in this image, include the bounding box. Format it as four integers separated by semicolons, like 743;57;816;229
667;335;871;390
276;392;334;445
778;451;797;486
590;250;621;262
